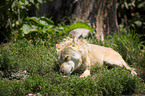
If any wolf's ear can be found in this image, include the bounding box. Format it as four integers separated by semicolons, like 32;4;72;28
73;35;78;44
56;44;63;51
72;35;80;49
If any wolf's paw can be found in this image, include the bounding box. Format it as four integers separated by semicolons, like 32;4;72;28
80;74;91;77
131;70;137;76
80;69;91;77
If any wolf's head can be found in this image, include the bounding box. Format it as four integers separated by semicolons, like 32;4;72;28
56;37;82;74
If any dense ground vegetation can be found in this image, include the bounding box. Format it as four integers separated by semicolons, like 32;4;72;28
0;19;145;95
0;0;145;95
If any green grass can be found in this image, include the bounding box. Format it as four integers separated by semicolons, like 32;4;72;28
0;29;145;96
0;40;58;75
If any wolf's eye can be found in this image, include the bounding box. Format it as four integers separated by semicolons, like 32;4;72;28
64;56;70;61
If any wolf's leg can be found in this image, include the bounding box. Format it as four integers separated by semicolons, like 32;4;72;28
80;69;91;77
80;57;91;77
122;60;137;75
104;53;137;75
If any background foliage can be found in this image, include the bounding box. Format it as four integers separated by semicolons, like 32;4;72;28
117;0;145;36
0;0;145;43
0;0;46;42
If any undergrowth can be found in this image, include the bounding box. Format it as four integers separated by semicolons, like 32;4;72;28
0;22;145;95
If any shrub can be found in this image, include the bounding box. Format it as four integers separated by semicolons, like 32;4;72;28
95;67;143;95
0;39;58;75
20;17;93;45
19;17;67;45
0;0;46;42
0;79;30;96
0;67;143;96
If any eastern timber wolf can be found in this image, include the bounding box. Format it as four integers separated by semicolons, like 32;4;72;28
56;37;137;77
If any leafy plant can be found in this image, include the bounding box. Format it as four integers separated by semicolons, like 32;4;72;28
106;29;145;74
0;0;46;42
105;29;143;59
0;67;143;96
0;39;58;76
95;67;143;96
20;17;94;45
20;17;66;45
117;0;145;34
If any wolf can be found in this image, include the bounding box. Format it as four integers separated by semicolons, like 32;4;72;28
56;37;137;77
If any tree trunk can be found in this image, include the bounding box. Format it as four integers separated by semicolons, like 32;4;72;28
73;0;119;41
37;0;119;41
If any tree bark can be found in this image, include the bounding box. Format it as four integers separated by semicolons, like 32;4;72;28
37;0;119;41
73;0;119;41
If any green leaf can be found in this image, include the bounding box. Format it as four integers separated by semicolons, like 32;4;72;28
54;27;64;32
124;2;129;9
24;0;29;5
29;0;35;3
138;2;145;8
17;2;23;9
21;24;38;35
134;21;142;27
37;0;43;3
11;0;17;9
65;21;93;33
40;17;54;25
26;17;54;27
